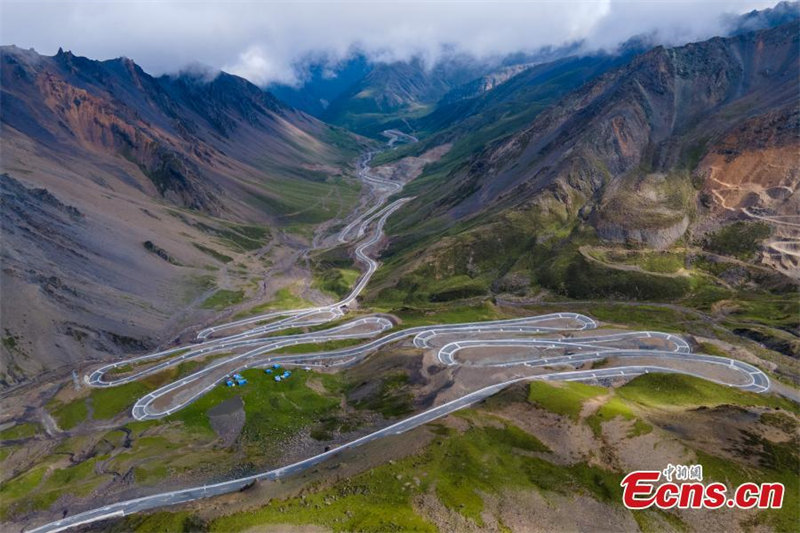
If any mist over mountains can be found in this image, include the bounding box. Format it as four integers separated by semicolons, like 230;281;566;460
3;1;791;87
270;2;799;136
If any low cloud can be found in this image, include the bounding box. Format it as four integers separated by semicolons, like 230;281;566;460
1;1;777;86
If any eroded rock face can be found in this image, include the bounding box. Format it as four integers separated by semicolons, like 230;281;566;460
595;216;690;250
697;108;799;216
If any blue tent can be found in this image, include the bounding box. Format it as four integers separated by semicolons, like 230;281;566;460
236;378;247;386
265;368;272;374
225;380;234;387
273;363;281;369
274;376;281;382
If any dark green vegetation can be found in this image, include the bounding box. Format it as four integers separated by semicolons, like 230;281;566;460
585;248;685;274
352;373;413;417
559;253;691;300
314;268;360;299
142;241;181;265
361;23;799;393
369;228;798;372
310;246;361;298
5;15;800;533
371;216;786;307
702;222;771;260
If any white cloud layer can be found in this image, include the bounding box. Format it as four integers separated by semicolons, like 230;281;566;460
0;1;777;86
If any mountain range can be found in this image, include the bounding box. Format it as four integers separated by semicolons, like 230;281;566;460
1;3;798;383
2;3;800;532
1;46;363;383
367;20;798;301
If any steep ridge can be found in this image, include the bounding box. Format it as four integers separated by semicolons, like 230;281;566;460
379;48;643;177
402;22;797;229
2;47;359;216
371;22;799;302
0;47;363;385
372;4;799;187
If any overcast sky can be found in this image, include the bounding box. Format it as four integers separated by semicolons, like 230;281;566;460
1;1;777;86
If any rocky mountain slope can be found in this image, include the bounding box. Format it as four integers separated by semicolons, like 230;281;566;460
374;48;643;179
370;22;798;309
0;47;363;385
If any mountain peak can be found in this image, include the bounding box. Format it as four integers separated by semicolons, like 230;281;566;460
54;46;73;60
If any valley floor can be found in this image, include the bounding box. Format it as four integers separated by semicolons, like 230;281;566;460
2;142;799;533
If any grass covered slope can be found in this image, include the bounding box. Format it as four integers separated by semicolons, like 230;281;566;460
0;354;423;526
365;23;798;368
112;373;798;532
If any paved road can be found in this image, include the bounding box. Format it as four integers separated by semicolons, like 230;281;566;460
29;348;769;533
25;138;776;532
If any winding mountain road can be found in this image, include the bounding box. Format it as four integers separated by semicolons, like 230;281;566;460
27;138;774;533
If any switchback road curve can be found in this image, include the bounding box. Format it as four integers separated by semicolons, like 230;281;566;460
27;141;774;533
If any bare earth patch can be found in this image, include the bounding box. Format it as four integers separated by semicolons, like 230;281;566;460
208;395;245;446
